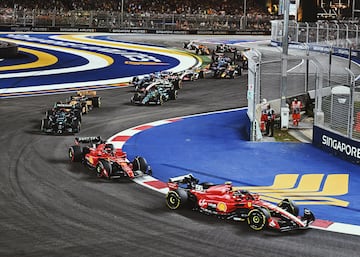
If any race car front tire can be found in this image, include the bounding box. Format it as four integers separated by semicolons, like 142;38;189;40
92;97;101;108
166;188;188;210
247;208;269;231
81;104;88;115
132;156;149;174
278;198;299;217
72;120;81;133
69;145;82;162
96;159;112;179
169;90;178;100
40;118;49;131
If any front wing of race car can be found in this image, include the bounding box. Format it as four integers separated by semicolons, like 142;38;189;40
259;201;315;232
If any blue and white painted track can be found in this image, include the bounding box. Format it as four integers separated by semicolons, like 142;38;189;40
1;33;359;235
0;33;200;97
108;108;360;236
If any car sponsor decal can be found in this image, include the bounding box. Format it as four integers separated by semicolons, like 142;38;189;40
217;202;227;212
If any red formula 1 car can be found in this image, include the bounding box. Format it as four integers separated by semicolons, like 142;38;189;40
68;136;152;179
165;174;315;232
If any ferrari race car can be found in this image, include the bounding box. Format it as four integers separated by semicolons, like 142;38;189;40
130;80;178;105
165;174;315;232
41;103;81;134
67;91;101;114
68;136;152;179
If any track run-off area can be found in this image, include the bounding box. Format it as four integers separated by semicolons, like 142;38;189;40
0;32;359;257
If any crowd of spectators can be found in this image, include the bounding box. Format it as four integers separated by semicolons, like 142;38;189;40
0;0;274;30
0;0;269;16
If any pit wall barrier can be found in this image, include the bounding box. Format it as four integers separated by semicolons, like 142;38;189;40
313;125;360;164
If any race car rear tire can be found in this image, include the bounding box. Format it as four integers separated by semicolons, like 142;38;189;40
96;159;112;179
132;156;149;173
166;188;188;210
92;97;101;108
247;208;269;231
278;198;299;216
69;145;82;162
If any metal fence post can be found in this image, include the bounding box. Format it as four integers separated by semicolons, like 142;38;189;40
316;22;320;44
306;22;309;43
303;43;310;92
345;68;355;139
245;50;261;141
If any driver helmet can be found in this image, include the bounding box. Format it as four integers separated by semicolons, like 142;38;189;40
104;143;115;155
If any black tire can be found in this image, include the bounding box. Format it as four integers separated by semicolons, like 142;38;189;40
247;208;269;231
92;96;101;108
72;120;81;133
132;156;149;173
69;145;82;162
40;119;44;131
166;188;188;210
72;108;82;120
199;70;204;79
158;95;164;105
278;198;299;216
81;104;88;114
172;79;182;90
96;159;112;178
169;90;178;100
82;147;90;155
40;118;49;131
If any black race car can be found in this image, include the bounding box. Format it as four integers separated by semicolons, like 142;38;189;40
41;103;81;134
130;79;178;105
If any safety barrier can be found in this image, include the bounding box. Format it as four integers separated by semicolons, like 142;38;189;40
0;25;270;35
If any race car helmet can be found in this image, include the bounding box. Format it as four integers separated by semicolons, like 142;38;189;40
104;143;115;154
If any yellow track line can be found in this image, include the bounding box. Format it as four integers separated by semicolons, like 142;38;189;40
0;47;58;71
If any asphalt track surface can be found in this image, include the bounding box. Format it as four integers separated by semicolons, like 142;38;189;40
0;35;359;257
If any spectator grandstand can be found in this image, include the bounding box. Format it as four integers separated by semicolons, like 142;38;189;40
0;0;275;31
0;0;268;15
0;1;357;33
